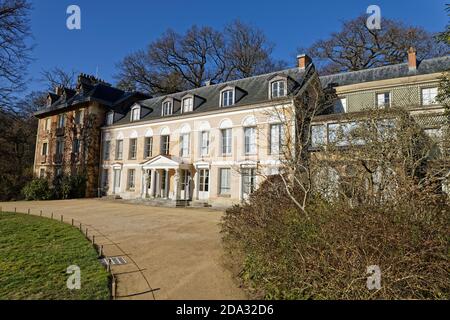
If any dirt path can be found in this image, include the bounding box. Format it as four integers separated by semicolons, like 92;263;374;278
0;199;246;300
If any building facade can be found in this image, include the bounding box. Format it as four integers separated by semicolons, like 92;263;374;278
33;50;450;206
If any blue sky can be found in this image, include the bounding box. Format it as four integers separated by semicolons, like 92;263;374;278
27;0;448;93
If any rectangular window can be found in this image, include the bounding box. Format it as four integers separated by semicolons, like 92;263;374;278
56;140;64;155
242;168;256;197
115;140;123;160
271;81;286;98
161;135;170;155
106;112;114;126
221;129;232;155
270;124;285;154
219;168;231;195
39;168;46;179
127;169;136;190
311;125;327;148
162;102;173;116
221;90;234;107
57;114;65;128
129;138;137;160
144;137;153;158
103;141;110;161
200;131;209;156
45;118;51;131
244;127;257;155
377;92;391;108
422;87;438;106
180;134;190;157
72;138;80;154
131;107;140;122
182;97;193;113
74;110;84;125
42;143;48;156
199;169;210;192
102;169;109;188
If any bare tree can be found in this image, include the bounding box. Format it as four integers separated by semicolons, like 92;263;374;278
299;15;448;75
224;20;286;79
40;67;77;91
0;0;32;112
115;22;285;95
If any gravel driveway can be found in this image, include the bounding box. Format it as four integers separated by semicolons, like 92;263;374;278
0;199;246;300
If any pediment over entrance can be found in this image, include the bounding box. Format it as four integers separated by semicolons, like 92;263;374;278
141;155;181;169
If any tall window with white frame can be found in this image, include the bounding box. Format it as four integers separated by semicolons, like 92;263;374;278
244;127;257;155
103;141;110;161
74;110;84;125
42;142;48;156
102;169;109;189
377;92;391;108
115;140;123;160
129;138;137;160
127;169;136;190
180;133;190;157
221;128;232;156
106;112;114;126
144;137;153;158
72;138;80;154
219;168;231;196
161;135;170;155
200;131;209;157
421;87;438;106
130;107;140;122
162;101;173;116
57;114;65;128
271;80;286;98
182;97;193;113
270;123;285;155
242;168;256;199
221;90;234;107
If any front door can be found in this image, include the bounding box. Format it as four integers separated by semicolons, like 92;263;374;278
180;170;192;200
198;169;210;200
113;169;121;194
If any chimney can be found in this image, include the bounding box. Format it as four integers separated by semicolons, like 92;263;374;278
408;47;417;71
204;79;214;87
55;86;63;96
297;54;312;70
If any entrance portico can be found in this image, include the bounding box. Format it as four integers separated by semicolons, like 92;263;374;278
141;155;192;200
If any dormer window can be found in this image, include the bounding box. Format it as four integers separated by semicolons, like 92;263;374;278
106;112;114;126
271;80;286;98
130;106;141;122
182;97;193;113
221;89;234;107
162;101;173;116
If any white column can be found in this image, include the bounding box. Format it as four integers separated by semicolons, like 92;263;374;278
142;169;148;199
150;169;156;198
174;169;180;201
164;169;170;199
194;170;199;200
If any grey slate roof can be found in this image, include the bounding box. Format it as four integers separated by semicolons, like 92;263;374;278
113;67;309;126
320;56;450;88
35;82;149;118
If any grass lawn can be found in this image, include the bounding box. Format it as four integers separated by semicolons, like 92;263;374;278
0;212;110;300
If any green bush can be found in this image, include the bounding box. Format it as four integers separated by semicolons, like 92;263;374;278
221;177;450;300
22;179;53;201
58;175;87;200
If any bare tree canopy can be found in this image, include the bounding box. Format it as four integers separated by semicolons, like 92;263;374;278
300;15;449;75
40;67;78;92
115;21;286;95
0;0;32;112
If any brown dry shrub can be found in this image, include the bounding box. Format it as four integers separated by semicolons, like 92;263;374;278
221;178;450;300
